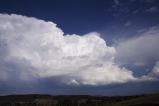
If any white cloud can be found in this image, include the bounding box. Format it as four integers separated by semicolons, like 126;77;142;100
0;13;159;86
140;61;159;81
0;14;136;85
115;26;159;82
151;61;159;77
115;26;159;67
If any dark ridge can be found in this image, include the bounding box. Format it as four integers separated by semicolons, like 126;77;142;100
0;94;158;106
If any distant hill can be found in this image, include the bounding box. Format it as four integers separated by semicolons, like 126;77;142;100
0;94;159;106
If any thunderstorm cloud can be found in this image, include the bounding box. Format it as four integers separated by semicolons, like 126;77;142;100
0;14;158;86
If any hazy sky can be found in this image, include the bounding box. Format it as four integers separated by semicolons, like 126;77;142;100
0;0;159;95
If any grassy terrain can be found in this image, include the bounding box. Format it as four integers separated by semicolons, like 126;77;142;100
0;94;158;106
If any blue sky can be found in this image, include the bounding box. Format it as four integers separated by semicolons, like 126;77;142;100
0;0;159;95
1;0;159;40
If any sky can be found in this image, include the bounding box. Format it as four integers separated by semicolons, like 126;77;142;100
0;0;159;96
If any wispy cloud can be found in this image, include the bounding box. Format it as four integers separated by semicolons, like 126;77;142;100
145;0;156;3
113;0;120;5
124;21;132;27
145;6;158;13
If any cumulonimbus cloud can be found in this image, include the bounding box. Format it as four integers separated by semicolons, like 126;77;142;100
0;14;159;86
0;14;137;85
